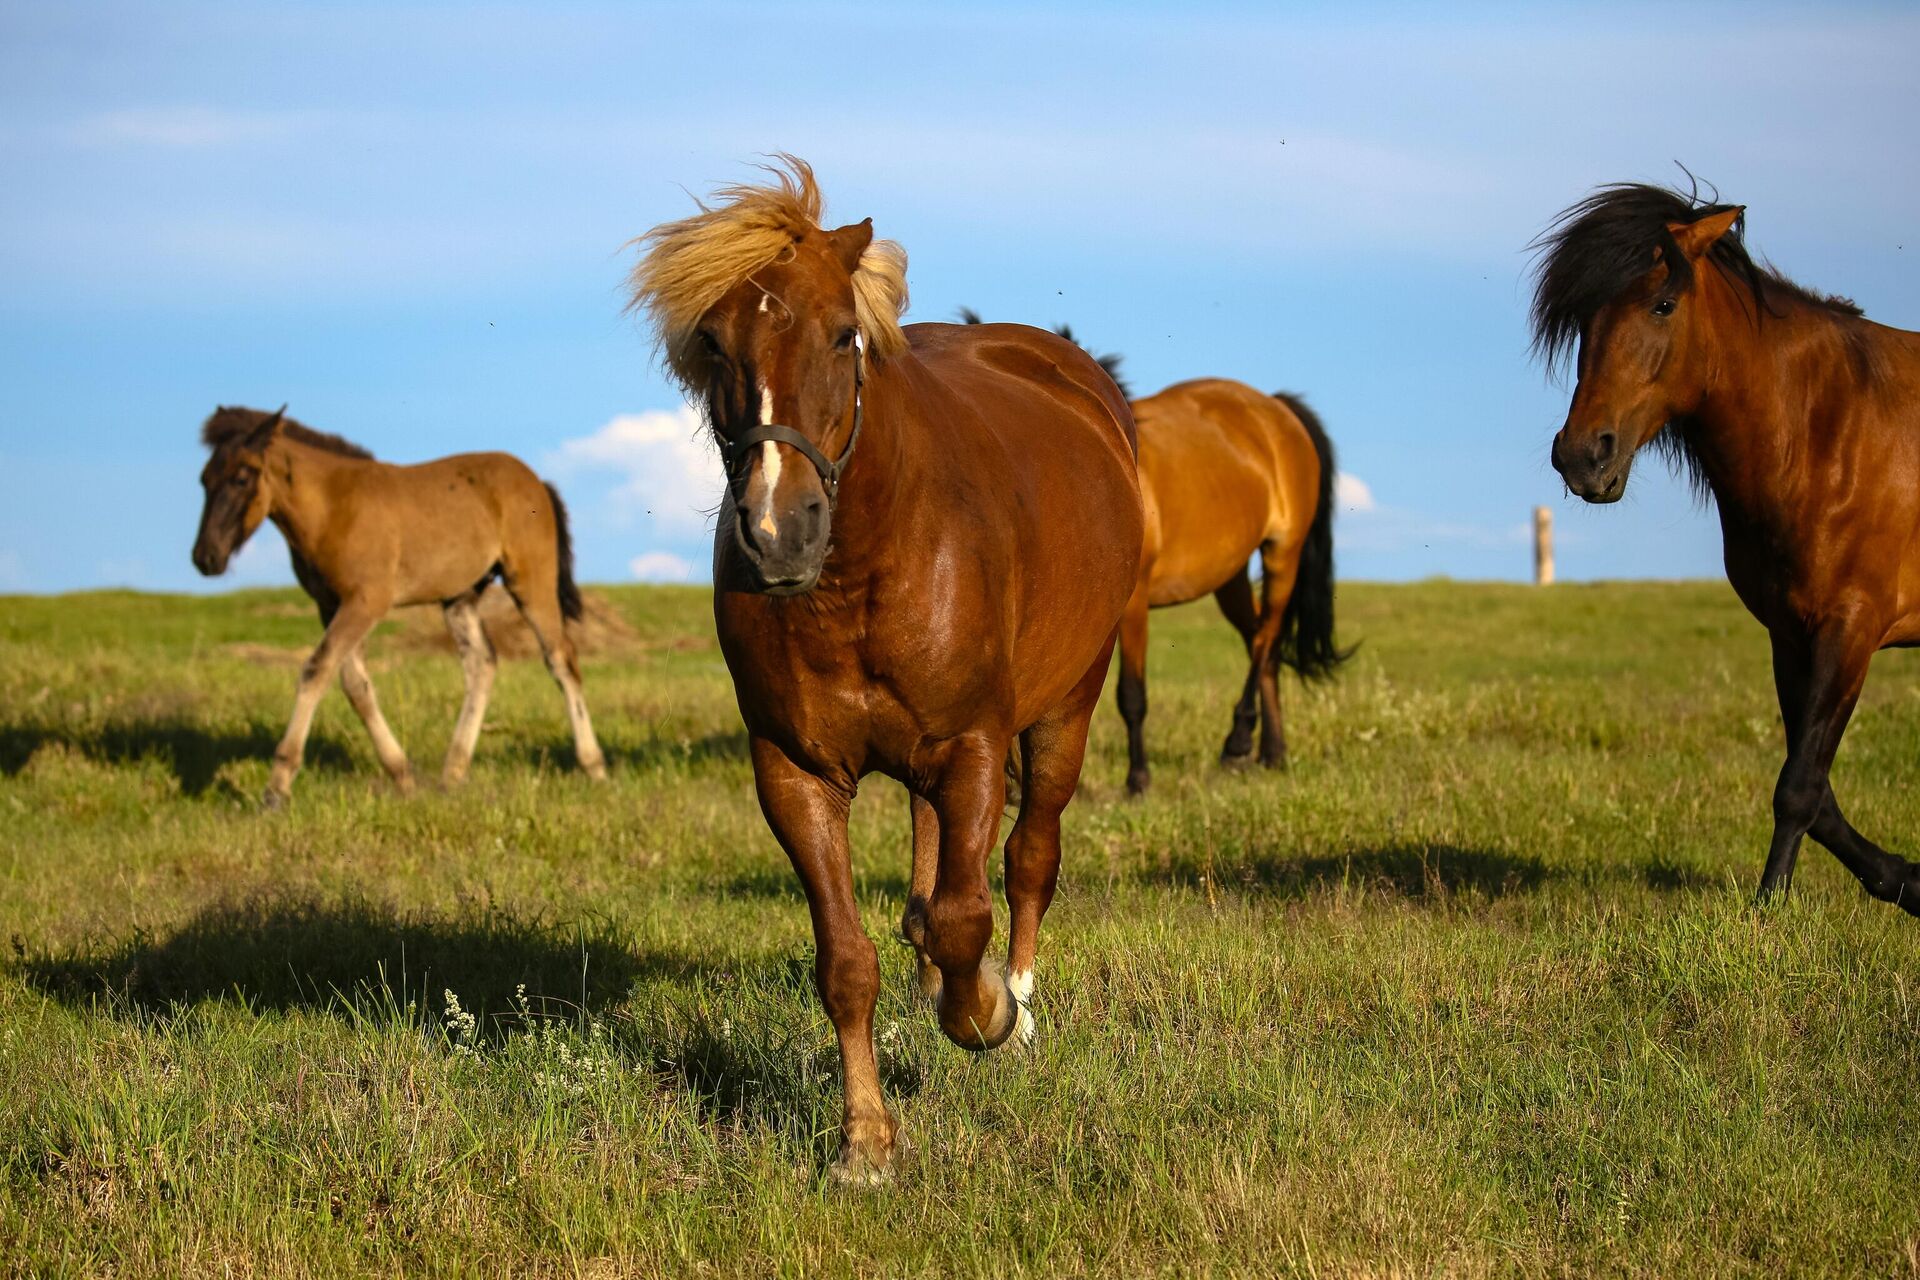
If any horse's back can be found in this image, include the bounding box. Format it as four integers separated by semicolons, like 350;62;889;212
342;450;554;605
1133;379;1321;604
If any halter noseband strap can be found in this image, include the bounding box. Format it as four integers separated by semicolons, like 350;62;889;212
723;338;866;504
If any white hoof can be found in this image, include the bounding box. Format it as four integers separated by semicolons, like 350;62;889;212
1009;968;1036;1048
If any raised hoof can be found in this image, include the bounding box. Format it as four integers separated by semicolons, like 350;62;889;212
939;964;1017;1053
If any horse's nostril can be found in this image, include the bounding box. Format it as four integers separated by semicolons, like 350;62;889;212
1593;430;1617;463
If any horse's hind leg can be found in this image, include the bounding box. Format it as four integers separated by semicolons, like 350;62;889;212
441;594;497;786
1252;539;1303;768
1116;582;1152;794
510;588;608;781
1214;566;1261;764
339;647;415;795
1765;627;1920;915
901;791;943;1001
265;597;385;807
1003;631;1114;1046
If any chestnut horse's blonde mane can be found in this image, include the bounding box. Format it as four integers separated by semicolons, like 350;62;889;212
627;155;909;388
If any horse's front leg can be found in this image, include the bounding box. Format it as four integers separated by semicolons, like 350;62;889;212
749;737;896;1183
924;734;1018;1051
264;597;386;807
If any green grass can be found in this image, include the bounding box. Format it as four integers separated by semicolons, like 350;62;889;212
2;581;1918;1277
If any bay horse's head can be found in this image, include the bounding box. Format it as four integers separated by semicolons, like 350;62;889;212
628;156;909;595
193;404;285;575
1531;183;1752;503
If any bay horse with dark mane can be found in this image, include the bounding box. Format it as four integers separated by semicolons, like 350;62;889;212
1535;180;1920;918
192;407;607;805
963;311;1347;793
630;158;1141;1181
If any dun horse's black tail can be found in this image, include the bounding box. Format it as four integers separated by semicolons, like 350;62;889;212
544;481;584;622
1272;392;1351;680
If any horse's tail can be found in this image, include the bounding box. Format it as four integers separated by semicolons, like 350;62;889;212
1272;391;1351;680
544;480;584;623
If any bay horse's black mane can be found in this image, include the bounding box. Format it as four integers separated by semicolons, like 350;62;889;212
957;308;1132;400
201;405;374;460
1528;180;1863;378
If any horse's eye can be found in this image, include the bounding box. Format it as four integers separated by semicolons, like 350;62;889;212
696;330;724;358
228;471;251;487
1651;298;1677;318
835;327;858;352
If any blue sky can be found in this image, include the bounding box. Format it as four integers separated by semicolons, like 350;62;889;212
4;1;1918;593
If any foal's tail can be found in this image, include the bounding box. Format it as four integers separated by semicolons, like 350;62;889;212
544;481;584;623
1272;391;1351;681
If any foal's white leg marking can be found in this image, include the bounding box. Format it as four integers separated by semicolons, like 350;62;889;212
1009;967;1036;1047
755;385;781;538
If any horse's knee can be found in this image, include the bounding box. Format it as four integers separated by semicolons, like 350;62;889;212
1772;766;1824;831
923;887;991;972
815;933;879;1023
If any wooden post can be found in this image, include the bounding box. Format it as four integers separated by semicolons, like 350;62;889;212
1533;505;1554;585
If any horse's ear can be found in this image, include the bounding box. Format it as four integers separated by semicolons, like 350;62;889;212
1667;207;1743;260
247;404;288;448
826;219;874;274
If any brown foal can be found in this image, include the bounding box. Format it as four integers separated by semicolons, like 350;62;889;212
192;406;606;806
1535;181;1920;918
630;158;1141;1181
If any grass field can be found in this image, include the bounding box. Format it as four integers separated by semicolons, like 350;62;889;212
1;580;1917;1277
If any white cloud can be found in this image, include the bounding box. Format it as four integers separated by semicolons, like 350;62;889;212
70;106;319;149
1335;472;1375;514
628;551;697;582
546;405;722;533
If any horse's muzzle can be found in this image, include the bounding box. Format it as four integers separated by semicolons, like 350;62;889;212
191;542;229;576
1551;426;1629;504
732;493;830;594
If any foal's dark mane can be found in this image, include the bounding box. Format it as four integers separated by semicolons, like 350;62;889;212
1528;180;1863;378
957;308;1132;400
201;405;375;460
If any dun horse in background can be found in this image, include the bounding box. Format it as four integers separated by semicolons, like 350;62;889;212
1535;181;1920;918
192;406;607;805
964;312;1347;793
631;159;1141;1182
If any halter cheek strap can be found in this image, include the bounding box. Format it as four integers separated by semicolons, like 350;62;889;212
723;337;866;504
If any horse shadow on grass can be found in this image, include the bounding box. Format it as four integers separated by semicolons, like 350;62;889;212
1142;841;1718;902
13;892;914;1148
15;894;664;1024
0;721;356;797
502;728;750;777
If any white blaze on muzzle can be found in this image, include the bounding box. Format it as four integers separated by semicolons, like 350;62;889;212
755;385;781;538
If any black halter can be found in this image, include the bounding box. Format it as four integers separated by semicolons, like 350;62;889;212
722;338;866;505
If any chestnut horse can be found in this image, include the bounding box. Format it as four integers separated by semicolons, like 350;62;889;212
192;406;607;806
962;312;1347;792
1535;181;1920;918
630;159;1141;1181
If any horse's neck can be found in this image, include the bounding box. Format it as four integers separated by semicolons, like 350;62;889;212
816;368;915;579
265;438;364;559
1689;299;1873;530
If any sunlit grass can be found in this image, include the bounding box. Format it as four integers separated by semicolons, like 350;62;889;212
1;581;1917;1276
